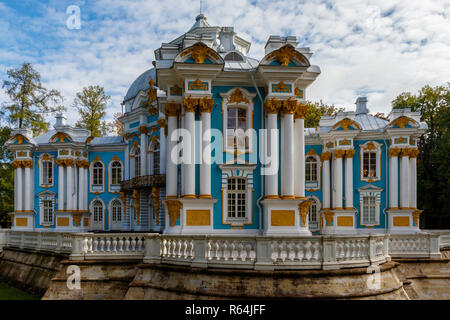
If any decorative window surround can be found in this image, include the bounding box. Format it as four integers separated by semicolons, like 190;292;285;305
305;150;321;191
358;184;383;227
108;198;123;230
307;195;321;231
360;141;382;182
220;88;256;155
90;158;105;194
38;153;55;188
108;156;123;193
89;198;105;230
38;190;56;226
219;163;256;226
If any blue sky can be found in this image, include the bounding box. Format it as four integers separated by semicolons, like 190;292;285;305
1;0;449;127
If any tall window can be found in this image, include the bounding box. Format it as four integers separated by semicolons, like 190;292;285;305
42;161;53;185
111;161;122;185
93;200;103;223
227;177;247;218
308;200;318;223
227;107;247;150
111;199;122;223
135;147;141;177
305;156;318;182
93;162;104;185
43;200;53;224
153;142;160;175
362;196;376;224
363;151;377;178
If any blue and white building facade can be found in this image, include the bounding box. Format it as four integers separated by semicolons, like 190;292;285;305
6;15;426;235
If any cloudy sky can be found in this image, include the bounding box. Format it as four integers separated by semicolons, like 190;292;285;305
0;0;449;126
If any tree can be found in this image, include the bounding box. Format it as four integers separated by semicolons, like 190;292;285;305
304;100;345;128
392;83;450;228
0;126;13;228
73;85;111;137
1;62;64;136
106;112;124;136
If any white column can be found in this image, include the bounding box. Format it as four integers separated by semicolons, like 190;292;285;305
321;153;331;209
389;148;399;209
159;119;167;175
345;149;354;209
184;108;196;198
266;112;279;198
24;166;31;211
400;149;409;208
166;102;179;198
14;168;18;211
66;164;73;210
200;101;212;198
294;116;305;198
16;167;23;211
409;150;418;209
58;163;65;211
282;111;295;199
335;150;344;209
78;165;84;212
140;127;147;176
84;167;88;211
124;140;129;180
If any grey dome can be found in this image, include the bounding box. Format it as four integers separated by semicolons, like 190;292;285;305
124;68;156;102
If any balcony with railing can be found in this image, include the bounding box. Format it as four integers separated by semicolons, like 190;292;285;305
120;174;165;191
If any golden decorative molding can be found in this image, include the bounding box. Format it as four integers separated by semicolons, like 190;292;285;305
157;118;166;128
409;148;419;159
73;213;83;227
272;81;291;93
400;148;411;157
228;88;249;104
390;116;414;128
170;84;182;96
393;216;410;227
131;189;141;224
165;199;182;227
51;132;72;143
11;134;28;145
299;201;312;227
264;98;281;114
337;216;353;227
123;133;130;140
345;149;355;158
138;125;148;135
294;103;308;119
76;160;90;169
183;95;199;113
12;159;33;169
271;210;295;226
334;149;346;158
186;210;210;226
86;136;94;144
180;43;220;64
146;79;157;105
165;102;181;117
15;218;28;227
412;210;422;226
388;147;401;157
320;151;332;162
199;97;214;113
332;118;361;130
281;98;297;115
151;187;160;225
266;45;307;66
323;210;334;226
363;141;377;151
306;149;318;156
57;217;70;227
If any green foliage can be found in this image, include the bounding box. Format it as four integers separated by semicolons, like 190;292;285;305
73;85;111;137
1;63;65;136
304;100;345;128
392;83;450;225
0;126;13;228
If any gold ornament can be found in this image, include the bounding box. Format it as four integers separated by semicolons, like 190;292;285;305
183;95;199;112
165;102;181;117
199;97;214;113
332;118;361;130
165;199;182;227
299;201;312;227
228;88;249;104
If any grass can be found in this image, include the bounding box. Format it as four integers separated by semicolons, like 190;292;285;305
0;282;40;300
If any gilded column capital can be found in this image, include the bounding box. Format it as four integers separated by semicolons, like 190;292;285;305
264;98;281;114
345;149;355;158
409;148;419;158
138;125;148;135
165;102;181;117
320;151;332;162
294;103;308;119
156;118;166;128
199;97;214;113
123;133;130;140
400;148;411;157
388;147;401;157
281;98;297;115
183;95;198;113
334;149;346;159
56;158;66;167
64;159;75;167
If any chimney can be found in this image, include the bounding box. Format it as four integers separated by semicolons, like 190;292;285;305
55;113;67;127
355;97;369;114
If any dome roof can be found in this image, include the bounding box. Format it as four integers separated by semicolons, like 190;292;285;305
124;68;156;102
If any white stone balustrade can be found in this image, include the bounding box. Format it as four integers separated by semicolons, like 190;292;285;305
388;233;441;259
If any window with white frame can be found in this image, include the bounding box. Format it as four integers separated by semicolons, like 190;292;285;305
358;185;382;226
135;147;141;177
43;200;54;224
360;141;381;181
227;177;247;218
93;200;103;223
111;161;122;185
93;162;104;186
153;142;160;175
306;156;318;182
111;199;122;223
362;196;377;224
227;107;248;150
39;154;54;187
38;191;55;225
308;200;318;223
307;196;321;231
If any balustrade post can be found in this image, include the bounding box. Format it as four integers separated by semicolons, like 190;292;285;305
55;233;62;253
70;233;88;261
255;237;274;271
20;232;24;249
191;235;207;268
143;234;161;264
322;237;338;270
383;235;391;262
429;233;442;260
368;235;376;264
0;230;5;253
37;232;42;251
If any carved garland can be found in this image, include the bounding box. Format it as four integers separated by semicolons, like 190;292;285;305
165;199;182;227
299;201;312;227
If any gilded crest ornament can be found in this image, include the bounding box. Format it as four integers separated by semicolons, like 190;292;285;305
332;118;361;131
228;88;249;104
180;43;220;64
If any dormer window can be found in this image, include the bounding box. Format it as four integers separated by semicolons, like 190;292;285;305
224;52;243;62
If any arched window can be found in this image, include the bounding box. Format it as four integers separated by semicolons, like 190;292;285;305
93;200;103;223
308;200;318;223
153;141;160;175
305;156;318;182
111;199;122;223
111;161;122;185
93;162;104;186
227;177;247;218
224;52;244;62
134;147;141;177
